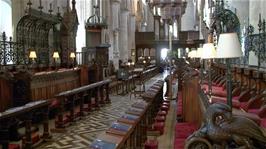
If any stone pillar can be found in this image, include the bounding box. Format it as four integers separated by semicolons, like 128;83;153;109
113;30;120;68
154;15;160;40
111;0;121;69
164;20;169;40
119;9;129;62
128;14;136;59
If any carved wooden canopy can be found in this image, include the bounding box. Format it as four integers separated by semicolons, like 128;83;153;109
16;6;62;65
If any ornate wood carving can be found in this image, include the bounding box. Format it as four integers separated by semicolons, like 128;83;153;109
16;1;62;66
185;103;266;149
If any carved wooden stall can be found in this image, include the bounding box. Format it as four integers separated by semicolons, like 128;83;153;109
0;70;13;112
0;100;51;149
31;69;81;100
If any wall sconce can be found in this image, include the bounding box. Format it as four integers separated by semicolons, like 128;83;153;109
70;52;75;59
53;51;60;59
143;60;146;64
70;52;76;69
53;51;60;70
131;62;135;66
217;32;242;108
29;50;37;70
29;50;37;61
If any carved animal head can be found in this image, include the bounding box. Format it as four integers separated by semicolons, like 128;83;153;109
205;103;232;126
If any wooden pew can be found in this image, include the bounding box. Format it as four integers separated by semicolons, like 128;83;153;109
0;100;51;149
55;79;111;128
89;80;164;149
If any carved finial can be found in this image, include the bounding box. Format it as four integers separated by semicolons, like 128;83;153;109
57;6;61;17
72;0;76;10
262;19;266;33
27;0;32;9
49;3;53;15
38;0;43;12
258;14;262;32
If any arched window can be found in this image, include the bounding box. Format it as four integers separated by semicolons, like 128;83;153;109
0;0;12;37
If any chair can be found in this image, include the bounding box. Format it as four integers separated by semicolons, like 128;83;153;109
130;69;145;99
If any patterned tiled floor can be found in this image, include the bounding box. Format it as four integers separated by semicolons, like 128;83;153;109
36;75;163;149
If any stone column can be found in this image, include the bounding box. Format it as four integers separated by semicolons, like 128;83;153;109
111;0;121;69
164;20;169;40
154;15;160;40
128;14;136;59
119;9;129;62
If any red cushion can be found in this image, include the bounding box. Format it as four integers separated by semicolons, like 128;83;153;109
233;96;240;101
9;144;20;149
260;118;266;128
248;109;260;115
163;102;170;106
174;138;185;149
153;122;165;134
212;89;227;97
145;140;158;149
258;106;266;118
157;110;167;116
211;97;240;108
240;102;249;111
49;99;60;108
161;105;169;111
175;122;197;139
31;132;40;144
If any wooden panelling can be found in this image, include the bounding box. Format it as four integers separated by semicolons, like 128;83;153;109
31;69;80;100
182;73;202;127
0;77;13;112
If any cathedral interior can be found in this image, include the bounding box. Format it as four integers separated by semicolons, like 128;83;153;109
0;0;266;149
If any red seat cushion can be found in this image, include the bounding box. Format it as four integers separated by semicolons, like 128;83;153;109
155;116;166;122
145;140;158;149
240;102;249;111
161;105;169;111
153;122;165;135
174;138;186;149
175;122;197;139
260;118;266;128
248;109;260;115
157;110;167;116
9;144;20;149
49;99;60;108
163;102;170;107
